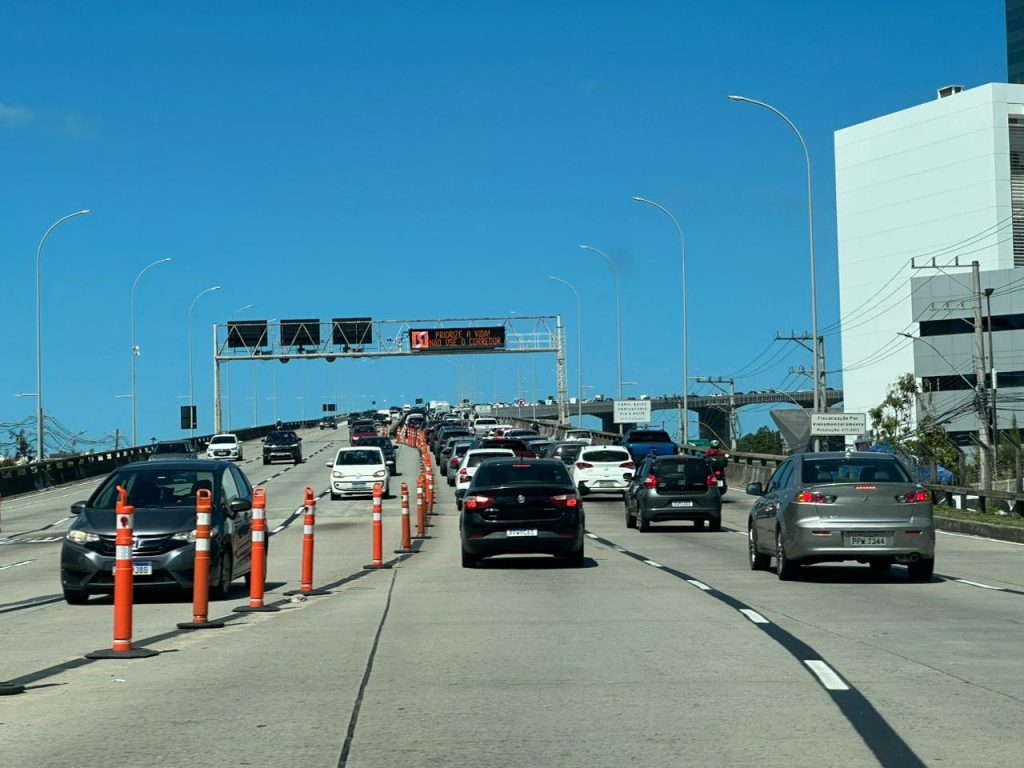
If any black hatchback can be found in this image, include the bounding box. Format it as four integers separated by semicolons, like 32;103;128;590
459;458;585;568
60;460;257;603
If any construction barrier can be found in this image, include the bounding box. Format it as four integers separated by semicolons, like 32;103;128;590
414;474;429;539
395;482;413;554
86;485;159;659
178;488;225;629
234;487;279;613
364;482;392;569
285;487;329;596
426;474;435;516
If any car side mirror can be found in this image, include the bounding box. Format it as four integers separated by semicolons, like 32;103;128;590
746;482;764;496
325;461;333;467
71;501;87;515
229;498;252;514
298;437;303;441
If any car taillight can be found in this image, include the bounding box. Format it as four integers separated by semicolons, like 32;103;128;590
796;491;837;504
450;457;460;467
714;468;723;478
521;451;537;458
644;474;656;488
896;490;930;503
619;461;635;469
706;473;716;487
576;461;593;469
549;494;579;507
465;495;492;510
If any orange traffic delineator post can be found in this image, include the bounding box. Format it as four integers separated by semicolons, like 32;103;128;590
364;482;393;569
87;485;159;658
394;482;413;554
178;488;225;629
413;474;430;539
426;474;435;516
285;487;330;596
234;487;280;613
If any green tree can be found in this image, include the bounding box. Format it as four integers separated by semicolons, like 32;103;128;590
870;373;959;478
11;429;32;461
737;426;783;454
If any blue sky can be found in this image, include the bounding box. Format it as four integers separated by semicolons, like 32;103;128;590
0;1;1008;450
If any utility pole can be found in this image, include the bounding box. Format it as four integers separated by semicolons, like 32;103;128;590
777;331;821;451
693;376;737;449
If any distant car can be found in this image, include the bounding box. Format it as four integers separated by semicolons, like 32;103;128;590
459;458;585;568
570;446;634;497
149;440;196;461
446;440;475;486
563;429;593;445
548;442;585;465
319;417;338;430
504;429;539;440
206;433;243;461
625;455;721;532
60;459;259;603
746;452;935;581
262;430;302;465
356;436;398;476
453;448;516;508
471;417;498;436
350;424;379;445
327;446;390;499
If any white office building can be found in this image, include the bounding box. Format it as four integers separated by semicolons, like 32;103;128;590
835;82;1024;436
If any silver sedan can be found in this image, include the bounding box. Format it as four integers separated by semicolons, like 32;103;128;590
746;451;935;581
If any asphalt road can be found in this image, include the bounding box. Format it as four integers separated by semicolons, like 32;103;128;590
2;428;1023;767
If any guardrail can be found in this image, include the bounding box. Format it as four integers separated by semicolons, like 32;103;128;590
0;420;318;499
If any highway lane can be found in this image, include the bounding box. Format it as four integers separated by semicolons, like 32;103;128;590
2;445;1023;767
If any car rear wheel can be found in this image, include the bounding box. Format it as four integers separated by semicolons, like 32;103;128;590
707;517;722;533
565;547;585;568
263;458;270;465
625;506;637;529
907;557;934;582
63;588;89;605
775;530;800;581
637;510;650;532
748;527;770;570
461;548;477;568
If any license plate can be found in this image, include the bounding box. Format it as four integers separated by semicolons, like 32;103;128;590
716;480;724;487
111;562;152;575
351;482;367;488
596;480;616;487
671;501;694;508
848;535;888;546
506;529;538;537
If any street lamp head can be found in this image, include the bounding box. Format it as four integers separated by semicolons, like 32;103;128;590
210;285;222;292
632;196;649;203
78;209;92;215
727;95;744;101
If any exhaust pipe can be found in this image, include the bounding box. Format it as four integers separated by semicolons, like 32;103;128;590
895;553;920;564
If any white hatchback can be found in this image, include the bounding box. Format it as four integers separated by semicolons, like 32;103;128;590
206;433;243;461
570;446;635;496
328;446;390;499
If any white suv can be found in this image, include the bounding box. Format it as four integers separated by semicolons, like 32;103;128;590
570;446;634;496
453;448;515;508
472;417;498;436
328;446;390;499
206;433;243;461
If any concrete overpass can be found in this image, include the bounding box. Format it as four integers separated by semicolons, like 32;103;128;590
492;388;845;437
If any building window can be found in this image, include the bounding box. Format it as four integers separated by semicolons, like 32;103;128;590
1009;121;1024;266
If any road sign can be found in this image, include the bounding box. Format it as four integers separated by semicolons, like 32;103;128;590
409;326;505;351
810;412;867;436
613;399;652;424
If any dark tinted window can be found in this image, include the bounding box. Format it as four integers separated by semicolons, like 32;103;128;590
552;444;583;461
801;457;911;484
92;467;217;509
266;431;298;442
652;459;709;480
627;431;673;443
152;442;190;454
335;449;384;465
473;461;573;487
467;451;514;467
580;449;632;463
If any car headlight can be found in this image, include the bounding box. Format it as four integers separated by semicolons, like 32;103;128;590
373;470;387;477
332;471;343;478
66;530;100;544
171;530;197;543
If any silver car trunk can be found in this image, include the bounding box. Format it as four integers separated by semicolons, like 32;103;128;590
801;481;929;525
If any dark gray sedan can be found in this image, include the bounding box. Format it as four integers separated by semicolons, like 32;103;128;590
746;452;935;581
625;456;721;531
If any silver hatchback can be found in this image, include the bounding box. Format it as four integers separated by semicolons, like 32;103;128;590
746;452;935;581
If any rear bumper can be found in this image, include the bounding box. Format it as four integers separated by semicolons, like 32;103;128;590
578;479;629;494
786;523;936;561
462;526;583;558
60;541;225;593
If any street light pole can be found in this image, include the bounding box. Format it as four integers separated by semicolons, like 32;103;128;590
130;258;172;447
35;209;91;461
579;245;623;427
728;95;821;447
549;276;583;424
633;196;688;444
187;286;221;438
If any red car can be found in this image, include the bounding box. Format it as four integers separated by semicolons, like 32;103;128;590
350;425;379;445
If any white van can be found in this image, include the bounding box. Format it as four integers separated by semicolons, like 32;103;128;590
328;446;390;500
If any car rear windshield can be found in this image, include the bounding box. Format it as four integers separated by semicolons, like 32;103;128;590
475;418;497;425
152;442;189;454
467;451;514;467
335;449;383;465
453;443;473;457
653;459;710;481
580;449;631;463
627;431;672;443
92;467;217;509
209;436;235;445
553;444;583;458
801;457;912;484
473;462;573;487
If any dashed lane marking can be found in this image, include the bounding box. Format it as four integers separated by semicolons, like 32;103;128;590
0;560;34;571
687;579;712;591
804;660;850;691
739;608;770;624
643;559;663;568
955;579;1005;591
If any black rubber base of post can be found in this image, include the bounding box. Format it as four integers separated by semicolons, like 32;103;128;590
85;648;160;659
176;620;226;630
0;683;26;695
233;604;281;613
413;535;433;540
393;548;415;554
283;588;331;596
362;563;394;570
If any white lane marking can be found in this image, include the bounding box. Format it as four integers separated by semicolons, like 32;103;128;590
956;579;1006;591
804;660;850;691
643;559;663;568
937;530;1024;547
0;560;34;571
687;579;712;591
739;608;770;624
585;533;599;539
613;546;626;553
